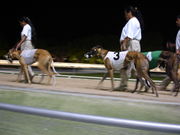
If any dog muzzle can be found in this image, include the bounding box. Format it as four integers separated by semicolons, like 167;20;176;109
4;54;13;63
84;53;93;59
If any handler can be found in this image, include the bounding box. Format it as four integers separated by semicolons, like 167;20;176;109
15;16;37;78
159;14;180;90
118;6;144;90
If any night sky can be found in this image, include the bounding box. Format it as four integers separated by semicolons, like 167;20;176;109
0;4;179;51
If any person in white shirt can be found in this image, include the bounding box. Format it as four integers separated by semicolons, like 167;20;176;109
120;6;144;52
176;15;180;54
120;17;141;51
15;16;37;79
158;15;180;91
118;6;144;91
15;16;36;50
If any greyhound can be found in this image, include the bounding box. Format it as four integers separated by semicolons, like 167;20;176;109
134;50;162;93
124;51;158;97
85;45;158;97
158;51;180;96
85;45;127;91
5;49;59;85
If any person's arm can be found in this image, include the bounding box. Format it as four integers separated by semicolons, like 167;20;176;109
176;30;180;54
120;37;131;51
15;35;27;50
120;19;134;51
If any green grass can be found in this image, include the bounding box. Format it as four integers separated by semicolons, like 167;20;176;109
0;90;179;135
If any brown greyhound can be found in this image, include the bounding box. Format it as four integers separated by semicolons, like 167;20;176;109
124;51;158;97
85;45;158;97
134;50;163;93
6;49;58;85
158;51;180;96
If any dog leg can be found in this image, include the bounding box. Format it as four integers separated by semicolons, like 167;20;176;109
137;78;145;93
143;72;151;92
52;75;56;86
48;59;57;86
173;84;179;96
175;89;179;96
51;59;60;75
144;79;151;92
138;78;150;93
141;71;158;97
28;66;35;82
132;78;139;93
97;72;108;89
24;66;31;84
108;69;114;91
104;58;114;91
172;79;180;96
133;77;148;93
19;57;31;84
16;67;23;82
37;64;54;85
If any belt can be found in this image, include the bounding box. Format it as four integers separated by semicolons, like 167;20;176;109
132;39;140;41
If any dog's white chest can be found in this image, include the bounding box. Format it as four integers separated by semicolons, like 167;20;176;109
20;49;37;65
104;51;128;70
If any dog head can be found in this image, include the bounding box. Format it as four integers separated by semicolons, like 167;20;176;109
124;51;139;62
84;45;103;58
158;51;174;68
122;51;138;69
166;42;176;53
4;49;21;63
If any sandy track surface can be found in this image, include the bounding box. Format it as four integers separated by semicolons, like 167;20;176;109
0;73;180;103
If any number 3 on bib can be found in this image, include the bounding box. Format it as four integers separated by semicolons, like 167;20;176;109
113;52;120;60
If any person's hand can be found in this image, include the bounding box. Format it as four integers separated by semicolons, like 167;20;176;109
176;50;180;61
176;50;180;55
120;42;128;51
120;38;129;51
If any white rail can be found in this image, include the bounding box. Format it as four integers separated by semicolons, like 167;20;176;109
0;59;165;72
0;60;105;69
0;103;179;134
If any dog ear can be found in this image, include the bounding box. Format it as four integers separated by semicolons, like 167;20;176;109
97;48;102;53
160;51;172;59
158;58;168;63
95;45;103;49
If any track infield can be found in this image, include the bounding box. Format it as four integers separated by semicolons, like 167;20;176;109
0;73;180;135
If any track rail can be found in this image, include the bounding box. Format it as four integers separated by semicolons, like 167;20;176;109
0;103;180;134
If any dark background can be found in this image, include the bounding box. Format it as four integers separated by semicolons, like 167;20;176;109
0;5;179;62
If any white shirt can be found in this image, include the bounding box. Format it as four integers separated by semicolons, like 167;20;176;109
21;24;31;40
176;29;180;50
120;17;141;41
104;51;128;70
20;49;37;65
